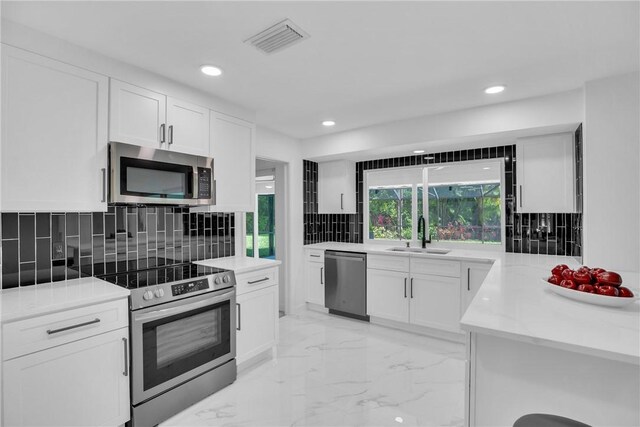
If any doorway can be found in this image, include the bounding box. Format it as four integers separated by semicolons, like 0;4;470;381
246;158;287;317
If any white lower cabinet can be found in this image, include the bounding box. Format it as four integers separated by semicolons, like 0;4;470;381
305;261;325;306
367;257;464;335
2;300;130;427
367;268;409;323
461;261;493;314
410;273;461;333
235;266;279;366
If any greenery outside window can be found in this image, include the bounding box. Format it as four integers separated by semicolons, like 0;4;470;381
365;160;504;247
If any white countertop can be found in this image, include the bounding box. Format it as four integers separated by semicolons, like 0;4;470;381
304;242;640;364
195;256;281;274
0;277;130;323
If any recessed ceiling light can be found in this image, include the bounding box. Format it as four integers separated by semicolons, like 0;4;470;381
200;65;223;76
484;85;505;94
483;167;491;170
265;185;273;189
413;150;425;154
322;120;336;127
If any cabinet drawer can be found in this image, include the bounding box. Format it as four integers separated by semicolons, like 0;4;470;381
368;254;410;272
2;298;128;361
306;249;325;262
410;257;461;278
236;267;278;295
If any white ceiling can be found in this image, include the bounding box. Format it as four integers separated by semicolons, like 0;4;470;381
2;1;639;140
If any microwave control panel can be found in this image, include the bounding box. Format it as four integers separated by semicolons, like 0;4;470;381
172;279;210;296
197;167;212;199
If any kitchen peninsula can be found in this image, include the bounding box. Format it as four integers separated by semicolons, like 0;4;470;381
304;243;640;427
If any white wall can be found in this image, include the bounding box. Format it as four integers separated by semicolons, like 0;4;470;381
255;126;305;313
302;89;583;161
584;72;640;272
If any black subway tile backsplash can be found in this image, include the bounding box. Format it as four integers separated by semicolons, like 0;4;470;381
304;136;583;258
1;208;235;289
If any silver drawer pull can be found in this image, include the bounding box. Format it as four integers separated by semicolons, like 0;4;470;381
46;318;100;335
247;277;269;284
310;254;321;258
122;337;129;376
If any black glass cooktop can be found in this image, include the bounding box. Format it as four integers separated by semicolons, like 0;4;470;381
97;262;227;289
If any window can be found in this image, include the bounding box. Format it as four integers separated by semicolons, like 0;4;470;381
368;186;413;240
365;160;504;247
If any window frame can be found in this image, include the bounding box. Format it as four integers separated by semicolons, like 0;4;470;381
364;159;506;251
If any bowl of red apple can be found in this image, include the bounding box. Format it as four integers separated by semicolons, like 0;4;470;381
544;265;639;307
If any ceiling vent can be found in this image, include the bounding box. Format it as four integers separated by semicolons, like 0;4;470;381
244;19;309;54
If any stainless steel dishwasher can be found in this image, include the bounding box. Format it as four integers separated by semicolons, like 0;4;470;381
324;250;369;321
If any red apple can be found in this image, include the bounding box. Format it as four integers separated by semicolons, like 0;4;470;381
618;287;635;298
552;264;570;276
561;269;575;281
577;284;595;293
560;279;578;290
590;268;606;276
573;271;593;285
596;285;619;297
577;266;591;274
548;275;562;286
596;271;623;287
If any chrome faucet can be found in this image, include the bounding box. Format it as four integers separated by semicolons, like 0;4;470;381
417;215;431;248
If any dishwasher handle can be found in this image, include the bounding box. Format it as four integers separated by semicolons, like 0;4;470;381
325;251;366;262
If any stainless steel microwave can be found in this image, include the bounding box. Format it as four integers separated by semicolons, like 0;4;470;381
109;142;215;206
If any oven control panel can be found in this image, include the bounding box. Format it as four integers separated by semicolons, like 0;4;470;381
172;278;210;296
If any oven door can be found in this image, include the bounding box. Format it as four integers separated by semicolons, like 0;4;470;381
130;288;235;405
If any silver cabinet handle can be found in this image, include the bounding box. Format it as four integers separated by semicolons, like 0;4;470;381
47;318;100;335
404;278;407;298
236;303;241;331
410;278;414;299
467;268;471;291
122;337;128;376
320;267;324;285
248;277;269;284
340;193;344;210
310;254;321;258
160;123;166;143
101;168;106;203
168;125;174;145
519;185;523;208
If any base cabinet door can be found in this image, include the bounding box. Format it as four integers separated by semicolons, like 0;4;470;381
236;286;278;364
2;45;108;212
306;261;325;306
367;269;409;323
409;273;461;333
461;262;492;314
3;327;129;427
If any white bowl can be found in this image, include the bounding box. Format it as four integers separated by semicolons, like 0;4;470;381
543;279;640;308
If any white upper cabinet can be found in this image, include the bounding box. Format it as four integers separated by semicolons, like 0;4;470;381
109;80;166;148
318;160;356;213
209;112;256;212
1;46;109;212
109;80;210;156
166;97;210;156
516;132;575;213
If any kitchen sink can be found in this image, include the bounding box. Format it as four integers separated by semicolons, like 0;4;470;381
387;247;451;255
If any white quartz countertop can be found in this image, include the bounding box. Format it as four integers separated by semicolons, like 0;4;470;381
0;277;130;323
304;242;640;364
195;256;281;274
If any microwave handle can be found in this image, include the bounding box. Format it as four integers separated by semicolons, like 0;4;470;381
101;168;106;203
213;179;217;205
134;289;235;323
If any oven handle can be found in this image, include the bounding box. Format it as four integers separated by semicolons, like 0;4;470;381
133;289;235;323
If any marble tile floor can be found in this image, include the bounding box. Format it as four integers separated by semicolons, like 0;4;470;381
161;310;466;427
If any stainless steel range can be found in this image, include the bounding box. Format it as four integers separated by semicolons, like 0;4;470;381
98;263;237;427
